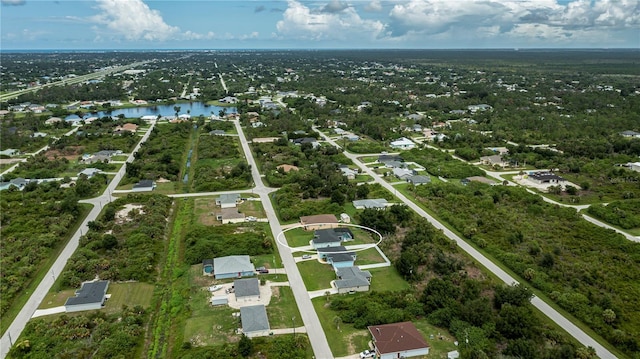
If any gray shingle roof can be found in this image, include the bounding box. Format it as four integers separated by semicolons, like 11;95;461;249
65;280;109;306
214;255;255;275
335;267;371;289
240;305;270;333
234;278;260;298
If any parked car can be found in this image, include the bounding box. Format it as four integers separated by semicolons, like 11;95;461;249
301;254;311;259
256;266;269;274
360;350;375;358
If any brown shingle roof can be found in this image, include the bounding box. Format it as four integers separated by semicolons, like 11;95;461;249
368;322;429;354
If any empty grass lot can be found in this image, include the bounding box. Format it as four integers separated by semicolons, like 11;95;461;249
285;227;313;248
297;260;336;291
353;247;385;265
368;266;411;292
266;286;302;328
184;289;240;347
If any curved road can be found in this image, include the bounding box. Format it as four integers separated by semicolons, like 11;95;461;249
0;123;156;359
314;127;617;359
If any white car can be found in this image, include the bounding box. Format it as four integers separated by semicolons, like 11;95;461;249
360;350;375;358
209;285;222;292
301;254;312;259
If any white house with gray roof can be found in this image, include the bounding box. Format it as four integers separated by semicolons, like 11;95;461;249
335;266;372;294
213;255;255;279
64;280;109;313
353;199;389;210
216;193;242;208
240;305;270;337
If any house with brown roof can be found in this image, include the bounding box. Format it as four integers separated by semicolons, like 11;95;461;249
113;123;138;134
300;214;338;231
368;322;430;359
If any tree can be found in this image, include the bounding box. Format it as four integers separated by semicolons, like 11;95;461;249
237;334;253;357
333;316;342;330
494;284;533;308
602;308;616;324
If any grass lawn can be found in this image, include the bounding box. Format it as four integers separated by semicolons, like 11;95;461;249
238;199;266;218
413;321;458;358
358;156;379;163
312;297;372;357
252;253;282;270
103;282;155;314
285;227;313;248
111;155;128;161
353;247;385;265
39;288;76;309
184;289;241;347
266;286;302;328
368;266;411;292
297;260;336;291
353;174;373;183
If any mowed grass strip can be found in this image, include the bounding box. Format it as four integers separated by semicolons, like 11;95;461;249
266;286;302;328
297;260;336;291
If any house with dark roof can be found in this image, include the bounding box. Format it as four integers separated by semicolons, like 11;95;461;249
132;179;156;192
368;321;430;359
240;305;270;337
213;255;255;279
312;228;354;249
318;246;356;270
64;280;110;313
335;267;372;294
234;278;261;302
406;175;431;185
528;171;566;185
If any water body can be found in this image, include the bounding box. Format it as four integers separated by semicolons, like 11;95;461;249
68;102;237;120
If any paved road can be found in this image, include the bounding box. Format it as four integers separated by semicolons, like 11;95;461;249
314;127;618;359
0;61;151;102
234;120;334;359
0;122;155;359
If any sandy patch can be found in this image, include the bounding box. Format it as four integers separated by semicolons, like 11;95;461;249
115;203;145;224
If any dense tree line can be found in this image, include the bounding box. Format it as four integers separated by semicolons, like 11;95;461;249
61;194;173;287
9;306;146;359
588;199;640;230
414;182;640;356
184;224;273;265
0;182;84;317
124;122;191;184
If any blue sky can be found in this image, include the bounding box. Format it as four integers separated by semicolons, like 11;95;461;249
1;0;639;49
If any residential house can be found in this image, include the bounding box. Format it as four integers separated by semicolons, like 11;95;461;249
335;266;372;294
77;168;102;178
300;214;339;231
31;132;48;138
213;255;255;279
64;280;110;313
219;96;238;104
620;130;640;138
628;162;640;172
390;137;416;150
480;154;508;168
210;295;228;306
240;305;270;337
216;208;246;224
202;259;214;275
393;167;414;180
368;322;431;359
406;175;431;185
45;117;63;125
0;178;31;191
113;123;138;134
318;246;356;270
132;180;156;192
234;278;261;302
292;137;319;148
339;166;358;180
528;171;566;185
461;176;495;185
353;199;388;210
0;149;19;157
209;130;225;136
216;193;242;208
344;134;360;141
377;155;402;165
468;104;493;113
312;228;353;249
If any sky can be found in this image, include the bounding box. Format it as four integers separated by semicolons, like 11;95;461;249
1;0;639;50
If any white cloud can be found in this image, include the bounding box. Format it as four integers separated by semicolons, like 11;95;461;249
364;1;383;12
92;0;179;41
276;0;384;41
1;0;25;6
385;0;640;44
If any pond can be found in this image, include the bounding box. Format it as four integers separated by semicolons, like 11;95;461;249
67;102;237;120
